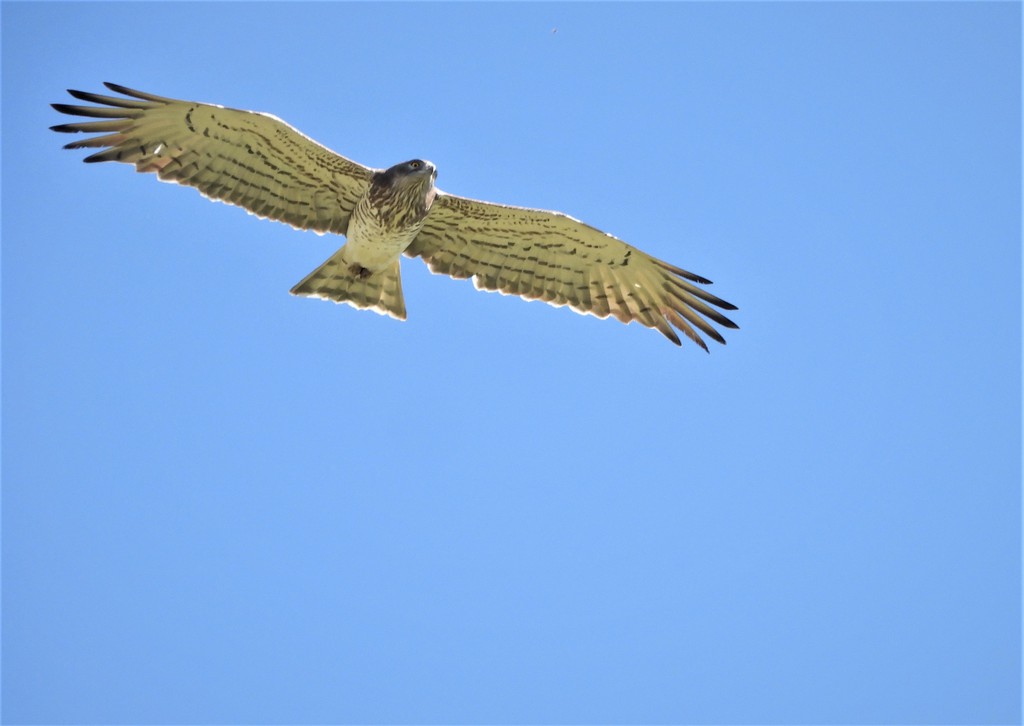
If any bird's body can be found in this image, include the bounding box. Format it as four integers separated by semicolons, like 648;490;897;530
345;161;437;273
52;83;738;349
291;159;438;319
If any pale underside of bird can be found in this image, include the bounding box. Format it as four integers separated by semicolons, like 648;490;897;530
51;83;738;350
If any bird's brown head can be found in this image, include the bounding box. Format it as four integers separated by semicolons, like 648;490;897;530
376;159;436;187
368;159;438;226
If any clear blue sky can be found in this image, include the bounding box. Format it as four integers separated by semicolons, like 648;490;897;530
2;2;1020;723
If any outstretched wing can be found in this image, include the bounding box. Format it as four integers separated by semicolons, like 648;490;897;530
51;83;374;235
406;193;738;350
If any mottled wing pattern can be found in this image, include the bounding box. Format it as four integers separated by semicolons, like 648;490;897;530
51;83;374;235
406;193;738;349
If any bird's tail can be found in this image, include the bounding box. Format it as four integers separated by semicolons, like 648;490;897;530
289;250;407;320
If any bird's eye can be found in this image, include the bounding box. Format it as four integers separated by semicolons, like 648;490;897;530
410;160;421;169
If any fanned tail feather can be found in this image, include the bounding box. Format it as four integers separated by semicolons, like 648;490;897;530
290;253;407;320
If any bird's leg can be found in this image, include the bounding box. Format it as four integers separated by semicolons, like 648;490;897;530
348;263;373;279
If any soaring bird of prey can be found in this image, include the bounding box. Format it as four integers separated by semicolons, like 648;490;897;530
52;83;738;350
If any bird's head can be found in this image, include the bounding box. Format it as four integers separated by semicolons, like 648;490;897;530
378;159;437;187
368;159;438;223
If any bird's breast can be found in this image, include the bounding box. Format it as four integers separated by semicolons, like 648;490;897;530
343;196;425;272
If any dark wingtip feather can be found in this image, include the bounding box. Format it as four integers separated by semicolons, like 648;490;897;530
685;330;710;352
702;327;727;346
103;81;140;97
82;148;120;163
67;88;98;103
653;258;714;285
103;82;173;103
679;271;713;286
658;324;682;346
64;88;153;110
